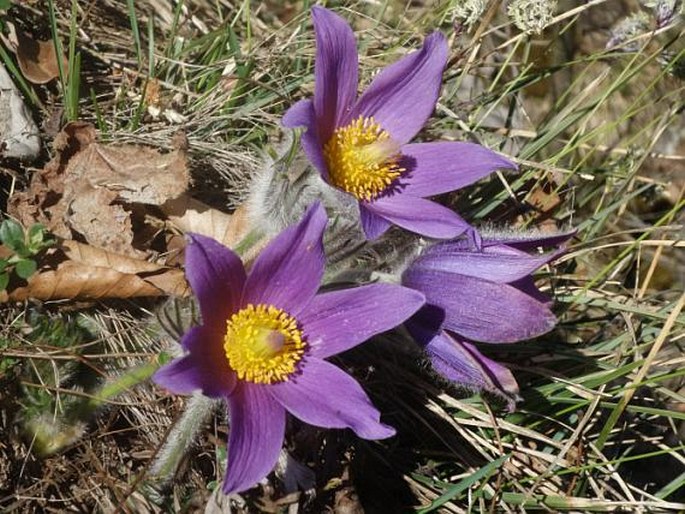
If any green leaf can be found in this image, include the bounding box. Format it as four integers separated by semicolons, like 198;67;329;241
0;0;11;11
15;259;37;279
0;272;8;291
0;219;25;252
0;258;7;273
158;351;172;365
27;224;45;249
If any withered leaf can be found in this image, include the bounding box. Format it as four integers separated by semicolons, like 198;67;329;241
9;122;190;258
4;22;65;84
527;183;561;214
160;194;250;248
160;196;266;265
0;239;188;303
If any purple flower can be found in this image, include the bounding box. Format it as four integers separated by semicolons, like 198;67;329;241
153;203;425;495
283;7;516;240
402;232;571;405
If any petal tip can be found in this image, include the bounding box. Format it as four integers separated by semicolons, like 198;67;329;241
152;357;199;396
426;30;448;51
311;5;344;25
371;423;397;440
351;416;397;440
501;155;518;171
186;231;209;245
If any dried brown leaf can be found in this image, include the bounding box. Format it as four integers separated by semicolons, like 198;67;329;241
526;178;562;215
75;131;190;205
5;23;65;84
9;122;190;257
160;194;251;248
144;78;161;107
0;239;189;303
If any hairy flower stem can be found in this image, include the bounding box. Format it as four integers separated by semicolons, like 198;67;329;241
86;359;163;412
28;359;164;456
151;392;221;480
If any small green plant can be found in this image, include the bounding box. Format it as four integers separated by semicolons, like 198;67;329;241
0;336;18;376
0;219;55;290
0;309;165;457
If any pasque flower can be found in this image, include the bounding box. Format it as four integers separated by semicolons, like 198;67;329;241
283;7;516;240
402;232;571;404
153;203;425;495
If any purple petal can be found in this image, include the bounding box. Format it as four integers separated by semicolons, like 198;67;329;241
185;233;246;328
349;32;447;145
299;283;425;359
412;242;562;283
398;142;516;197
154;326;236;398
366;195;470;239
282;99;328;177
413;327;519;402
270;358;395;440
153;355;203;395
360;204;391;240
512;276;552;305
242;203;327;315
402;268;557;343
311;6;358;143
223;383;286;495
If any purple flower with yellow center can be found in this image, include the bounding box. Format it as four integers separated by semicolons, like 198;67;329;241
402;232;571;404
283;6;516;240
153;203;425;495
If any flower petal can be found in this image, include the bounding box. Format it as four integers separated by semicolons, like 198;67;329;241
408;324;518;402
223;383;286;495
270;358;395;440
311;6;359;143
402;268;557;343
413;242;561;283
360;203;391;240
185;234;246;328
282;99;328;177
512;276;552;305
366;195;470;239
349;32;447;144
242;202;327;315
154;326;236;398
153;355;202;395
300;283;425;359
398;142;516;197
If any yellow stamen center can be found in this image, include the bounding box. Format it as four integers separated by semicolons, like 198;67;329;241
323;116;404;201
224;304;306;384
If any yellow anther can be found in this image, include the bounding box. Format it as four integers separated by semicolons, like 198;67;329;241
323;116;404;201
224;304;306;384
